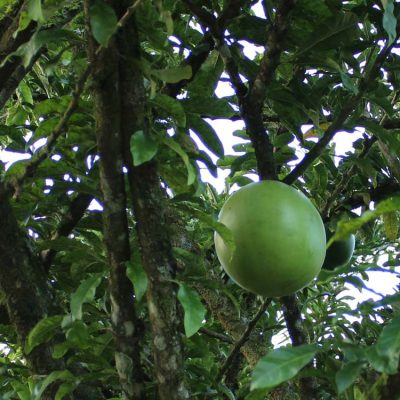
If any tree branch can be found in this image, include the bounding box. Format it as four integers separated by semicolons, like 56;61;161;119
283;40;398;185
216;298;271;382
0;181;62;400
281;294;318;399
163;34;215;98
199;327;234;344
5;0;142;195
41;193;94;271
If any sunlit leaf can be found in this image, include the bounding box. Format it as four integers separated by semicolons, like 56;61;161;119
130;130;158;166
251;344;317;390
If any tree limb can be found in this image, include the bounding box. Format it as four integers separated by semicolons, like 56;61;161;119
41;193;94;271
283;40;398;185
281;294;318;399
217;298;271;382
0;181;62;400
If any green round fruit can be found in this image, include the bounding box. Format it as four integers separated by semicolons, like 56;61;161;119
322;228;355;270
214;181;326;297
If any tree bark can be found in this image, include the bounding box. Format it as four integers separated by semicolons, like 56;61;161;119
86;2;145;397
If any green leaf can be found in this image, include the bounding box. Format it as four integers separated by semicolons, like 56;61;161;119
182;96;235;119
368;314;400;374
70;273;103;321
65;320;90;347
188;114;224;157
27;0;45;22
151;65;192;83
52;342;70;359
33;370;74;400
26;315;63;354
130;130;158;166
151;94;186;127
127;258;148;302
177;284;206;337
336;361;365;394
89;0;118;47
329;196;400;245
55;382;78;400
272;132;294;148
163;137;196;185
294;13;358;57
340;72;358;95
382;0;397;45
178;203;236;256
251;344;317;390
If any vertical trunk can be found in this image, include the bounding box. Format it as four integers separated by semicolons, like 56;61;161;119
114;3;189;398
87;2;145;397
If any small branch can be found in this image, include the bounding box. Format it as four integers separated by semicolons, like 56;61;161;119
321;136;376;219
41;193;94;271
163;34;215;98
0;50;43;111
199;327;234;344
322;91;400;218
5;0;143;195
183;0;218;29
283;40;398;185
216;298;271;382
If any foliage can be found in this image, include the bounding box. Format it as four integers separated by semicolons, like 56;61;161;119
0;0;400;399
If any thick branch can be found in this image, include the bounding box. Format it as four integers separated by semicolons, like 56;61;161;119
0;181;62;400
281;294;318;399
193;275;268;366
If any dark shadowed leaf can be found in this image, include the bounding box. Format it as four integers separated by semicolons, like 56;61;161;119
336;361;365;394
26;315;63;354
89;0;118;47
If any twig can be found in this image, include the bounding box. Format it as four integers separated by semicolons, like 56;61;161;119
216;298;271;382
199;327;234;344
5;0;143;195
321;91;400;218
283;39;398;185
41;193;95;271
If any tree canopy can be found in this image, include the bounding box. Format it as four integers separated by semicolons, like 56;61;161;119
0;0;400;399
